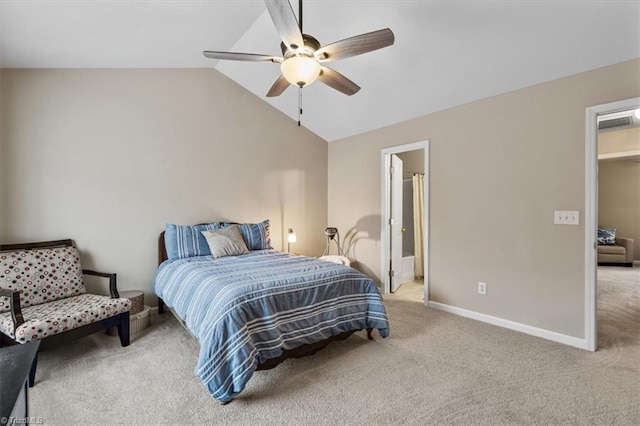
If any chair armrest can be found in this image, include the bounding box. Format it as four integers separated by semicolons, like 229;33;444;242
615;237;634;264
82;270;120;299
0;288;25;331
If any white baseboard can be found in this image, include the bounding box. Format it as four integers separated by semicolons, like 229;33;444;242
428;301;588;350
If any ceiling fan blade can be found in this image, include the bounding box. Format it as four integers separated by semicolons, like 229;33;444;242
315;28;395;62
318;66;360;96
203;51;282;62
266;75;290;97
264;0;304;51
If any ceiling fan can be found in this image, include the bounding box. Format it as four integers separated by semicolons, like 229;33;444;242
203;0;395;99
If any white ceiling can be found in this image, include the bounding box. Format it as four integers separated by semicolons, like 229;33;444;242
1;1;639;142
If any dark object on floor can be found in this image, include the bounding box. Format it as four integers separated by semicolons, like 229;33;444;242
0;340;39;421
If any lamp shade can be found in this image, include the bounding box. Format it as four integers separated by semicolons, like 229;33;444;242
287;228;297;243
280;56;321;87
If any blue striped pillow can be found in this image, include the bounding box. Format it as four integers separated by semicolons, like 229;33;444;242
165;222;220;260
223;219;271;250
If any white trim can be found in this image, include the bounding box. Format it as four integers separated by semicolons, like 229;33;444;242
380;140;429;307
381;153;391;293
584;97;640;352
423;146;430;306
585;106;598;352
429;301;588;350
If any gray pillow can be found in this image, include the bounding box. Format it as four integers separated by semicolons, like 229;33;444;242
201;225;249;259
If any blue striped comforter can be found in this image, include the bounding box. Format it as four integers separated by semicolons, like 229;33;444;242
154;250;389;403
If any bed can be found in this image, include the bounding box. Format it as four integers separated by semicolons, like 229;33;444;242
154;222;389;403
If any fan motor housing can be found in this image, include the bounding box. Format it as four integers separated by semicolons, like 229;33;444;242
281;34;321;57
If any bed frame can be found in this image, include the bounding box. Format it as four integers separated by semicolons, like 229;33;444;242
156;229;373;372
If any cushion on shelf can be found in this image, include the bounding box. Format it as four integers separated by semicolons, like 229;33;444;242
0;246;86;313
0;294;131;343
165;222;220;260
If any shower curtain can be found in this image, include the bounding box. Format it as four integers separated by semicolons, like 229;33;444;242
412;173;424;278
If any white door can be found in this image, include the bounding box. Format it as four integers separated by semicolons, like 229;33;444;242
390;154;403;292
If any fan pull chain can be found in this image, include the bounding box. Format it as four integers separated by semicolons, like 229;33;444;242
298;87;303;127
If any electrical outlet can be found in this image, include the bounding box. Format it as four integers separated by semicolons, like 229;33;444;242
478;282;487;295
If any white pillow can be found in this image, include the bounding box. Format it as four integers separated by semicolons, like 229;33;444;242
201;225;249;259
319;255;351;266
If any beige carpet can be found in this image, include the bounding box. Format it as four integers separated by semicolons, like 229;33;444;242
30;267;639;425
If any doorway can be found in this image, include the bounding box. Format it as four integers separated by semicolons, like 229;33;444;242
585;97;640;351
380;140;429;303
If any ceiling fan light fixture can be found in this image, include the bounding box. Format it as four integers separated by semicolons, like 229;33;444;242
205;1;394;99
280;55;321;87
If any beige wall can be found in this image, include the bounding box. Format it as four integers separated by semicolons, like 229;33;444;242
329;58;640;338
598;160;640;260
396;149;425;174
0;69;328;305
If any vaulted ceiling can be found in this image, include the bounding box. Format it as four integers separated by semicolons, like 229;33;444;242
1;1;639;141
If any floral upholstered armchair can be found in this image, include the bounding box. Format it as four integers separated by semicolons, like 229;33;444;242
0;239;131;386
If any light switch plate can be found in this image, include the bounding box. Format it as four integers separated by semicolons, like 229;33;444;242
554;210;580;225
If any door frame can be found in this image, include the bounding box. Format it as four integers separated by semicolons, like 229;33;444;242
389;153;404;293
381;140;429;303
584;97;640;352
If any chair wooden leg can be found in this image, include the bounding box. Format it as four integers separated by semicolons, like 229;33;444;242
28;353;38;387
117;312;130;347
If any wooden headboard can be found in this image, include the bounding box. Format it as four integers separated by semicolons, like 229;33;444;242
158;231;167;266
1;239;74;251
